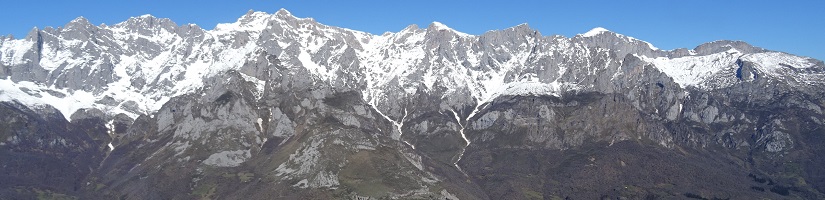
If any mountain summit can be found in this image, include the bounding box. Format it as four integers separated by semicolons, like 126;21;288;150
1;9;824;199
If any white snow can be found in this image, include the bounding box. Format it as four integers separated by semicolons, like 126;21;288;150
578;27;659;50
0;39;34;65
499;80;577;97
37;39;84;71
1;9;820;137
211;11;271;37
429;21;471;37
422;71;437;91
368;99;415;149
581;27;610;37
632;36;659;50
450;109;470;175
430;21;450;30
298;50;331;79
741;52;818;72
0;79;101;120
256;117;264;131
240;73;266;99
640;49;820;90
1;10;269;120
640;48;742;88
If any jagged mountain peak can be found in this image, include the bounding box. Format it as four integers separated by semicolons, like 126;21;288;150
23;26;40;41
576;26;659;51
236;8;298;22
427;21;454;31
62;16;97;33
116;14;178;29
426;21;471;37
580;26;611;37
692;40;764;56
213;8;314;36
1;9;822;123
482;22;540;39
241;10;274;20
509;23;532;31
400;24;420;32
67;16;91;26
275;7;293;17
577;27;638;41
427;21;450;30
243;9;256;16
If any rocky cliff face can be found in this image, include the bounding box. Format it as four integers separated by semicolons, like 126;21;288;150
1;9;824;199
0;101;109;199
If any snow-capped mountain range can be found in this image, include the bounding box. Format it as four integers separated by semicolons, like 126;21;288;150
1;8;823;122
5;8;825;199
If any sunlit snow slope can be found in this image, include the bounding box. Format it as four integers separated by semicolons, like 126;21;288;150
1;9;823;121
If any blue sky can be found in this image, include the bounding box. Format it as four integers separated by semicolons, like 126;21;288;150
1;0;822;60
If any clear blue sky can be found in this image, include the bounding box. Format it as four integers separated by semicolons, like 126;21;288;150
1;0;822;60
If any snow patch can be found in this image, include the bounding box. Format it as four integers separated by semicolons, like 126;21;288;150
429;21;471;37
580;27;610;37
368;100;415;149
293;179;309;188
211;11;272;38
450;109;470;176
239;73;266;99
0;79;102;120
741;52;818;72
0;39;34;65
499;81;577;97
298;50;332;80
640;48;741;88
256;117;263;131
